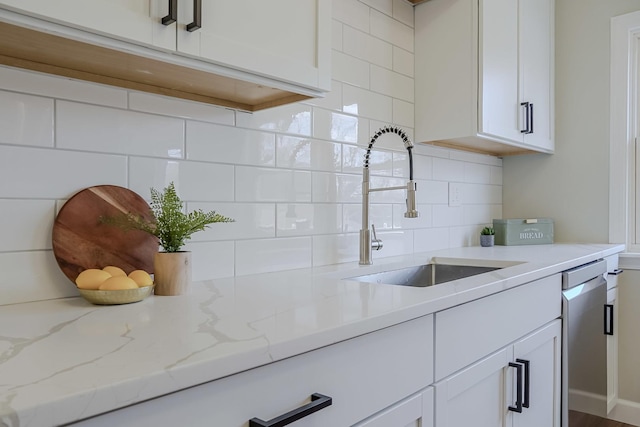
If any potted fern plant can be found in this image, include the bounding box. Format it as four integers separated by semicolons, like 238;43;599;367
480;226;495;247
102;182;234;295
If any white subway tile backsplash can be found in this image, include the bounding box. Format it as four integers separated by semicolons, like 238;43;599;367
361;0;393;16
371;10;414;52
342;145;393;176
0;251;77;305
235;167;311;202
57;101;185;158
415;180;449;205
276;203;342;236
332;20;344;51
392;99;414;129
432;158;465;182
371;66;414;102
188;202;275;241
303;81;343;112
393;203;432;229
464;162;492;184
312;172;361;203
343;26;393;69
343;85;393;122
393;0;415;29
0;66;127;108
414;227;451;253
393;47;414;78
0;91;53;147
313;233;359;266
343;203;393;232
235;237;312;276
375;229;414;258
433;205;464;227
0;146;127;199
332;0;370;32
462;183;502;205
314;110;368;145
411;153;433;180
0;200;55;252
129;93;235;125
332;51;370;90
370;176;407;203
236;104;312;136
184;241;235;280
187;122;275;167
129;157;234;202
276;136;341;172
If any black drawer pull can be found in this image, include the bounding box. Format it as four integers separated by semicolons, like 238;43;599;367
508;362;523;413
516;358;530;408
608;268;624;275
187;0;202;32
162;0;177;25
528;103;534;134
520;102;530;134
249;393;332;427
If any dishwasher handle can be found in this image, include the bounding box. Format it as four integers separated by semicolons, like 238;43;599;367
605;304;614;335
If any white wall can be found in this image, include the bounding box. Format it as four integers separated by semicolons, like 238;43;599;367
503;0;640;243
0;0;503;305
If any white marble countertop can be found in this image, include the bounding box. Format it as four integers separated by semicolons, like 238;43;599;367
0;243;624;426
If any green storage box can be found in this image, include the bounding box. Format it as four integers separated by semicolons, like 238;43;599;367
493;218;554;246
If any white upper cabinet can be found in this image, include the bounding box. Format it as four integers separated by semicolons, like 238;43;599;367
0;1;175;50
177;0;330;92
415;0;554;156
0;0;331;111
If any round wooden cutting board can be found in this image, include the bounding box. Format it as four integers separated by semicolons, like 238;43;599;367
52;185;158;284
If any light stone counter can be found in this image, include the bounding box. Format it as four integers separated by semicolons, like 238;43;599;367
0;243;624;427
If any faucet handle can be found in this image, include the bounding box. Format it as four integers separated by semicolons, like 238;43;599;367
371;224;383;251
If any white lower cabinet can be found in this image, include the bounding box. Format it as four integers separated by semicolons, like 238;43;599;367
354;388;434;427
434;320;561;427
70;315;434;427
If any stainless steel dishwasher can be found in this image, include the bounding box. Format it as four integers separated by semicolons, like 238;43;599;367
561;259;611;425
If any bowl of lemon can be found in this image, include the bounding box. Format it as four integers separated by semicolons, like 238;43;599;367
75;266;154;305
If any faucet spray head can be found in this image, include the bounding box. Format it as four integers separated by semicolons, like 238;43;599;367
404;180;419;218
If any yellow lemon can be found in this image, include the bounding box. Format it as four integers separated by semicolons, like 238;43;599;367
76;269;112;290
102;266;126;277
128;270;153;287
98;276;139;291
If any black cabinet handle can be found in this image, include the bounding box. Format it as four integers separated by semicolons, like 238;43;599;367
186;0;202;32
608;268;624;275
249;393;332;427
528;103;534;134
520;102;530;134
516;358;530;408
605;304;614;335
508;362;523;413
162;0;177;25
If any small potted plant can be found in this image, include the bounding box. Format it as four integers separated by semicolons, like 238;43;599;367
480;226;495;247
102;182;234;295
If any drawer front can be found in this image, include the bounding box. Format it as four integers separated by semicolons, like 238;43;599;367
71;315;434;427
434;274;561;381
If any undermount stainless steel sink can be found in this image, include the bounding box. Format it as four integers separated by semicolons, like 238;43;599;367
346;263;502;288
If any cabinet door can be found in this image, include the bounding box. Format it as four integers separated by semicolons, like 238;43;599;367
513;320;562;427
479;0;522;144
434;348;512;427
354;388;434;427
0;0;175;50
520;0;554;151
176;0;330;91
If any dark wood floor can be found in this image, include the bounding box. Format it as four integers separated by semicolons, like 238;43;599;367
569;410;638;427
